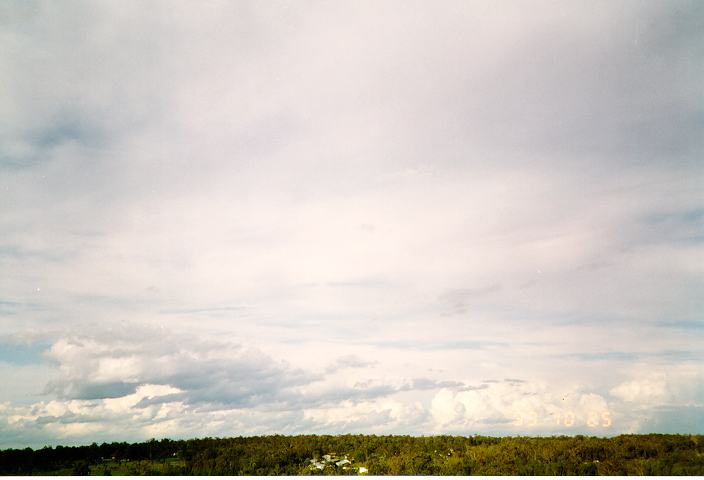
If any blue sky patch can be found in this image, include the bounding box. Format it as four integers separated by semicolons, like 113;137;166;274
0;341;50;365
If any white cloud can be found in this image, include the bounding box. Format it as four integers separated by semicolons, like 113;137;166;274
430;381;612;433
304;399;426;433
611;376;668;405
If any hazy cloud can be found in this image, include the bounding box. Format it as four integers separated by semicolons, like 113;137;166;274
0;0;702;446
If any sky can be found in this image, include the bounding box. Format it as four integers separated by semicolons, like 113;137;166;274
0;0;703;448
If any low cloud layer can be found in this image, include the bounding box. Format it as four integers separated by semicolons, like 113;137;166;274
1;324;702;448
1;0;702;447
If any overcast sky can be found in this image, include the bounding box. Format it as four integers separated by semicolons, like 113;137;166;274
1;0;703;448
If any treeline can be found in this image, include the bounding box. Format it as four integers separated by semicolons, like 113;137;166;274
0;434;702;475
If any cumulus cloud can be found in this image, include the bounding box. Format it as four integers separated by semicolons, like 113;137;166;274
610;376;668;405
41;326;317;409
1;324;703;447
0;326;488;446
304;399;428;433
430;381;611;433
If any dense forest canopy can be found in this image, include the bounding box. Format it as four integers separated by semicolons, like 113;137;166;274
0;434;702;475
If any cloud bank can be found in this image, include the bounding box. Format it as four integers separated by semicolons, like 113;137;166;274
0;0;702;447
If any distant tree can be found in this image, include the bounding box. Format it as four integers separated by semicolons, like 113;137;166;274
71;460;90;476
